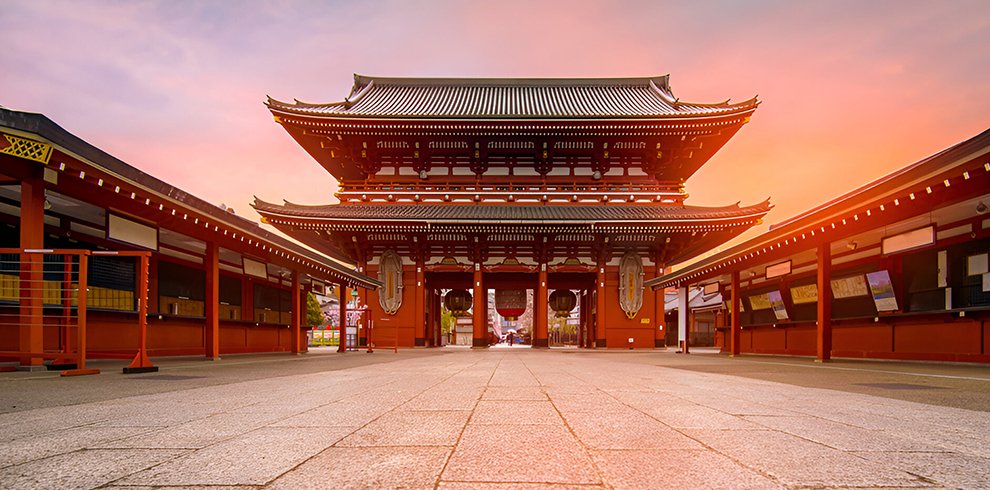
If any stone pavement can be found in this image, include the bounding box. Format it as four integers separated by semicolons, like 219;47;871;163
1;347;989;489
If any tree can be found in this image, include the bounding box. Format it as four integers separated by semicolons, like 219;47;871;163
440;306;455;335
306;292;324;328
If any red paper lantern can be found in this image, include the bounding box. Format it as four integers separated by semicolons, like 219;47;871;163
549;289;577;318
495;289;527;321
443;289;473;317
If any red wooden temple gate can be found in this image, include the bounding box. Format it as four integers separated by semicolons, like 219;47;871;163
255;74;771;348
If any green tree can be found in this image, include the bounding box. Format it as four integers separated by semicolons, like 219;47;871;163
441;306;455;335
306;292;324;328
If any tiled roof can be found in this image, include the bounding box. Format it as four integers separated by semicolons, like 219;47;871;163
266;75;758;120
253;200;771;224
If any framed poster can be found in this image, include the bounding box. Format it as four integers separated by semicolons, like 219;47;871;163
748;293;771;310
768;290;788;320
831;274;868;299
967;253;988;276
866;270;898;312
790;284;818;304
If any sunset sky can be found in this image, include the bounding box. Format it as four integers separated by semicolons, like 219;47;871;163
2;0;988;260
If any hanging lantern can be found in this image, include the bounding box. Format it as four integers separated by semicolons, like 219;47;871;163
549;289;577;318
443;289;473;317
494;289;527;321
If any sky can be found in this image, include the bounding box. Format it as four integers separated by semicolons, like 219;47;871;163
2;0;988;260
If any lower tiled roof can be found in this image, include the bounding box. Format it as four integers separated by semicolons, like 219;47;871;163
253;200;771;223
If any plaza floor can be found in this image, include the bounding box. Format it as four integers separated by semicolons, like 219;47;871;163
1;347;988;489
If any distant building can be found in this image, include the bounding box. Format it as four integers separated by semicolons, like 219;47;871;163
256;74;769;349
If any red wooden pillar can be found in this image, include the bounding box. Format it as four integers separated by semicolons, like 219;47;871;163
577;290;585;348
472;264;486;348
654;262;665;348
204;241;220;359
430;288;440;347
415;259;425;346
19;174;45;367
730;270;741;357
290;270;301;354
595;263;606;348
338;284;348;353
677;286;689;353
816;241;832;362
534;265;549;348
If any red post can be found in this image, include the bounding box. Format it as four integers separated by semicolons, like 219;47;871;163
595;263;606;348
366;311;374;353
534;265;549;348
123;252;155;374
19;175;45;368
472;264;486;348
730;270;741;357
290;270;301;354
816;241;832;362
338;284;348;353
51;255;76;367
415;260;425;345
654;262;665;348
204;242;220;359
63;251;99;376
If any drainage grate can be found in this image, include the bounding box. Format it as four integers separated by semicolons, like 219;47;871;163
855;383;947;390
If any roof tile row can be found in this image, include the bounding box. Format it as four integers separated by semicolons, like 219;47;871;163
267;75;757;119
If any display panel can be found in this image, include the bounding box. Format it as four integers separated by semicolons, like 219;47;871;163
831;274;869;299
768;290;789;320
866;270;898;312
790;284;818;304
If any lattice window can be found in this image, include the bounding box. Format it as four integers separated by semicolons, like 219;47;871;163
0;134;53;164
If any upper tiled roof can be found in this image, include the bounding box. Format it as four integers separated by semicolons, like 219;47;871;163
266;74;758;120
253;200;771;224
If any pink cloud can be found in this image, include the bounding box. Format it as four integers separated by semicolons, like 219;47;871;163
2;0;988;257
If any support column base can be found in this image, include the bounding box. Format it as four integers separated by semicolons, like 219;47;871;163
595;339;607;348
531;339;549;348
472;338;489;348
654;339;666;348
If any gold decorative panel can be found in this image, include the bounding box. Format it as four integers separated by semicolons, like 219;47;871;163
378;250;404;315
0;133;53;164
618;251;644;319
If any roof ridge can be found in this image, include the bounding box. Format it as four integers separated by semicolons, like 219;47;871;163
352;74;671;87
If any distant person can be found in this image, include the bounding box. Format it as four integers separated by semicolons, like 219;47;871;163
507;331;515;347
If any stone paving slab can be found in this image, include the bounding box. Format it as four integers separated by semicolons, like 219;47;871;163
267;446;451;490
1;348;988;489
560;411;704;450
590;449;783;490
0;448;188;490
0;426;154;468
116;427;351;486
337;410;469;447
470;400;561;425
442;424;601;485
682;428;934;488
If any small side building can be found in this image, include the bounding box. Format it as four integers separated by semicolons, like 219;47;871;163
1;107;380;369
648;128;990;363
